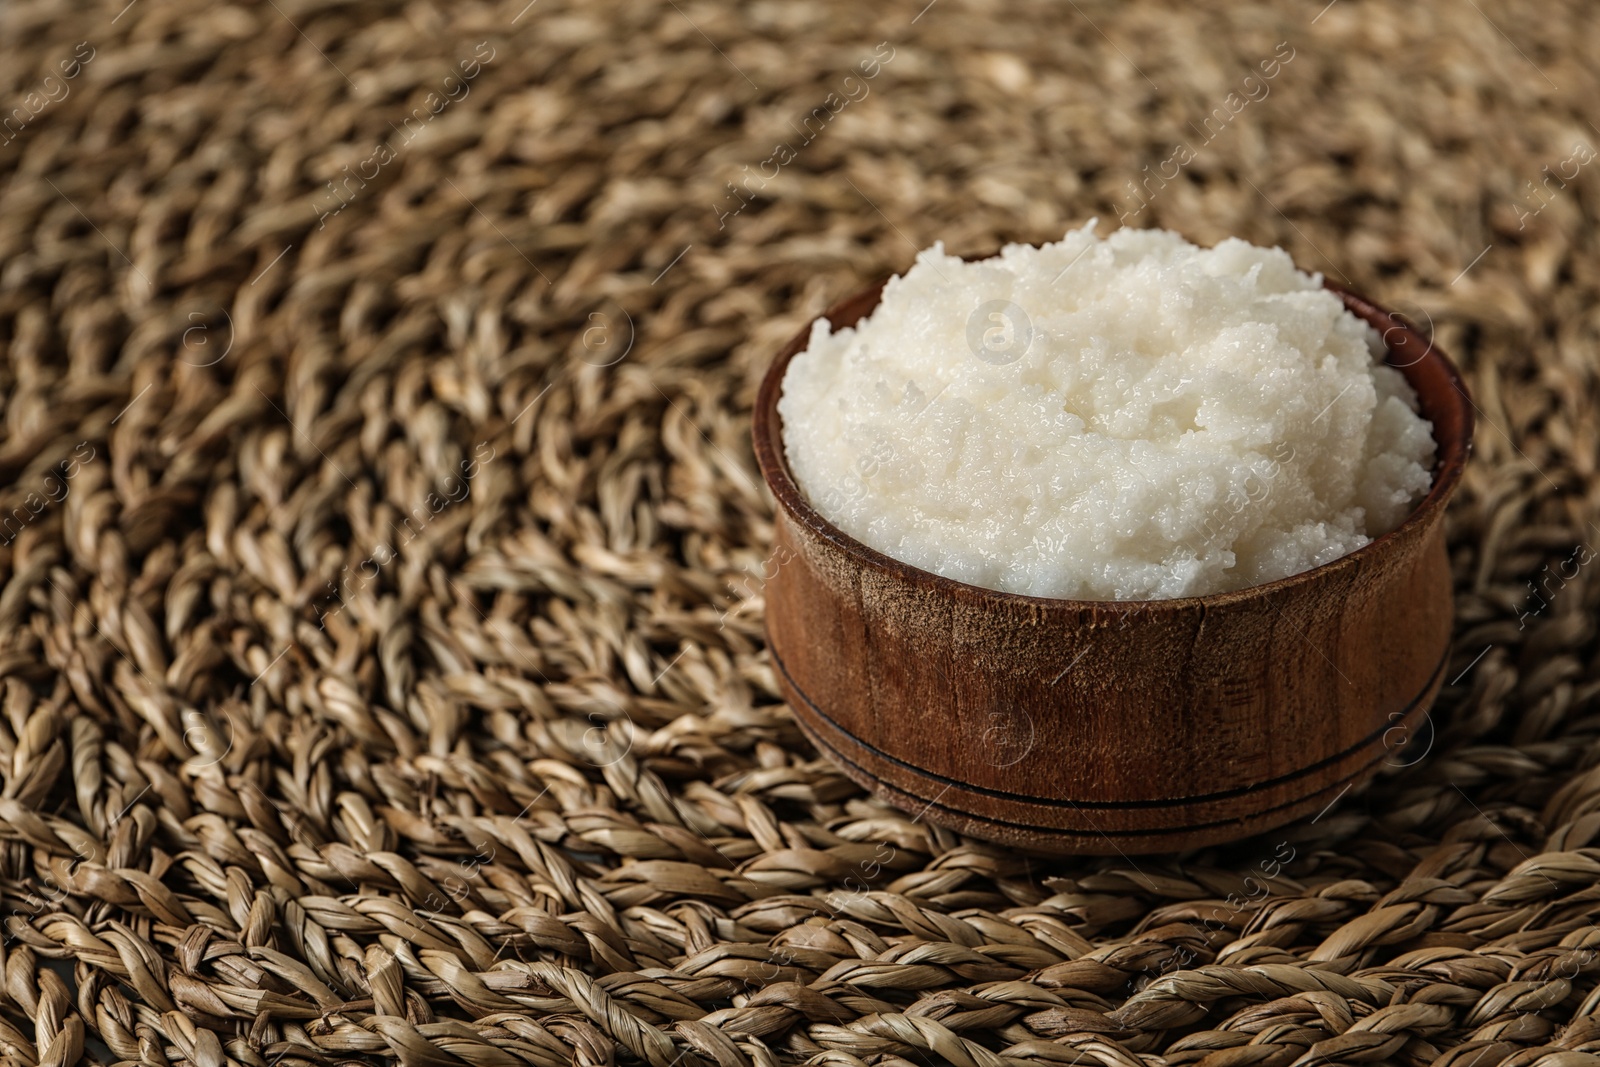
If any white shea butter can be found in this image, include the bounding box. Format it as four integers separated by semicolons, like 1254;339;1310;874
778;225;1437;600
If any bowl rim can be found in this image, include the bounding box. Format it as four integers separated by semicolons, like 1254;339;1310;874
752;272;1475;612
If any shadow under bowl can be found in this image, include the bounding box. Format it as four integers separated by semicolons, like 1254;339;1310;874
752;278;1474;855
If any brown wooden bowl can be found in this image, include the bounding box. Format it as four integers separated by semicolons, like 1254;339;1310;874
752;277;1473;855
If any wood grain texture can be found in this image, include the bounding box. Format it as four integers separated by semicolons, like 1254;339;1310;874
753;280;1474;854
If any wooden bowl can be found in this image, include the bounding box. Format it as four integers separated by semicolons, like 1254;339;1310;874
752;279;1473;855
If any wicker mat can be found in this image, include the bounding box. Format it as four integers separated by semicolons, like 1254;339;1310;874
1;0;1598;1064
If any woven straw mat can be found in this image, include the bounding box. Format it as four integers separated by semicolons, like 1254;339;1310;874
1;0;1598;1065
